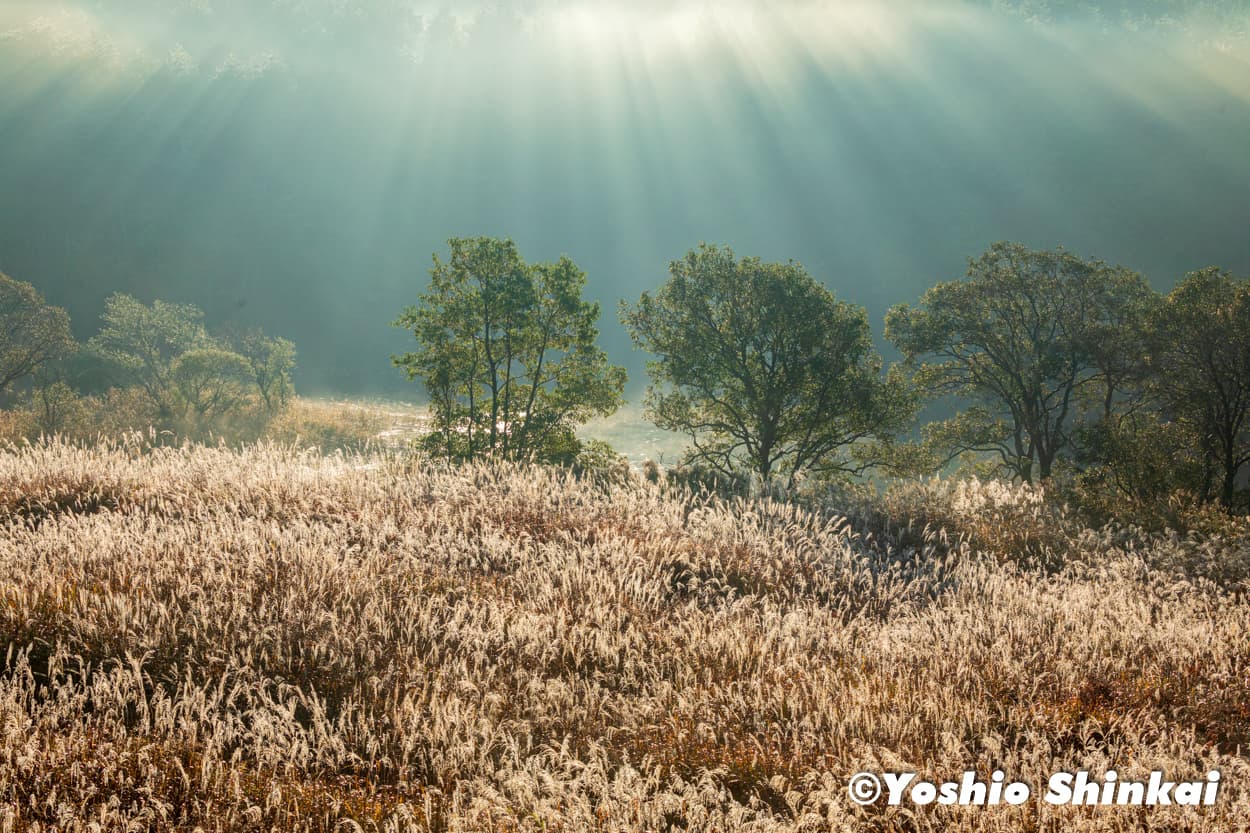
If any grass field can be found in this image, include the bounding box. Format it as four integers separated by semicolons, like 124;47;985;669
0;438;1246;831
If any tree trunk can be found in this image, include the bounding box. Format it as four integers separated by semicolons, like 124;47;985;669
1221;459;1237;509
1038;451;1054;481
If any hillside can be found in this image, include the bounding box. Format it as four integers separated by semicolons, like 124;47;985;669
0;439;1246;831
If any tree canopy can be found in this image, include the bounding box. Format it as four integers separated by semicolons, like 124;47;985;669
0;271;74;402
86;294;297;425
227;326;298;412
172;348;255;419
393;236;626;464
623;243;912;488
1147;267;1250;508
87;294;210;417
886;242;1155;482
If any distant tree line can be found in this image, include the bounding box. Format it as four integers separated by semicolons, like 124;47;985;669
2;235;1247;514
396;236;1249;513
0;273;295;440
887;245;1250;511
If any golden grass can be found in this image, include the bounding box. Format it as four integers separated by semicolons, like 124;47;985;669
0;438;1245;831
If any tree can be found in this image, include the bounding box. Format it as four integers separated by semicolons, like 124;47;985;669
87;294;209;416
885;242;1155;482
393;236;626;463
622;243;912;489
1081;264;1160;424
1069;412;1208;520
172;347;254;419
228;326;297;411
0;271;75;401
1148;267;1250;509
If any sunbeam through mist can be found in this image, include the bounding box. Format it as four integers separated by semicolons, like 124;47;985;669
1;0;1248;394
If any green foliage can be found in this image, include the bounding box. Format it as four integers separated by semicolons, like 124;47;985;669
228;327;297;412
12;293;306;444
886;242;1156;482
1065;415;1209;528
1148;267;1250;509
0;271;75;401
1081;264;1161;422
171;347;254;419
87;294;210;416
571;437;632;484
393;236;626;464
30;381;91;437
83;295;300;437
623;243;913;489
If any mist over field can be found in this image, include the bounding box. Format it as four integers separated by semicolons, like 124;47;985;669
2;0;1248;395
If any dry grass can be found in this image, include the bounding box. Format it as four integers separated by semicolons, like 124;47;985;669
0;438;1245;831
263;398;392;452
0;393;394;454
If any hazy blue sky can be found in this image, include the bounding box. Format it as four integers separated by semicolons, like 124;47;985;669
2;1;1248;394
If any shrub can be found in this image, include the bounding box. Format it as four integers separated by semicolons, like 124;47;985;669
571;437;631;483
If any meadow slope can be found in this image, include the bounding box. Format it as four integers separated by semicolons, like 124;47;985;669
0;439;1246;831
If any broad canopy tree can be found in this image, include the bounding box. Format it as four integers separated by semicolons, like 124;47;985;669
393;237;626;463
885;242;1156;483
623;244;913;488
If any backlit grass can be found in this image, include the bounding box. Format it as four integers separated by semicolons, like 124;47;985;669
0;438;1245;831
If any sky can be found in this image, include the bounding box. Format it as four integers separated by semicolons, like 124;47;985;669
1;0;1248;395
